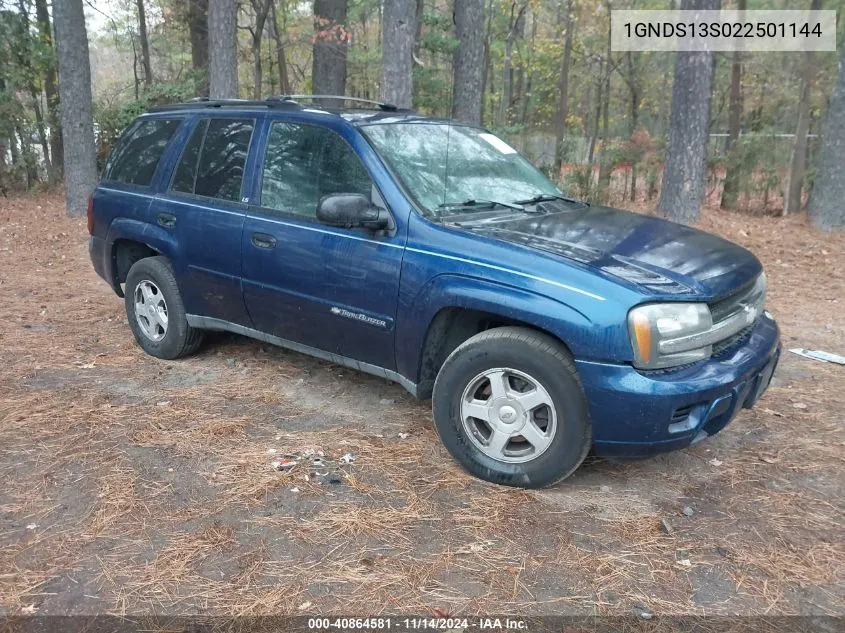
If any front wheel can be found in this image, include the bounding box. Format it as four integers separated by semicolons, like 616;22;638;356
432;327;591;488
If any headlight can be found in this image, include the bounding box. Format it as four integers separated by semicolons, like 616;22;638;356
628;303;713;369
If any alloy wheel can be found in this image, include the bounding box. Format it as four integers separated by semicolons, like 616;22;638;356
459;367;558;464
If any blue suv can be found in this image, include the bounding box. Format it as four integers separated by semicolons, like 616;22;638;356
88;96;780;488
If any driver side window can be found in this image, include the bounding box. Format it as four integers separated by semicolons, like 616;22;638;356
260;122;372;218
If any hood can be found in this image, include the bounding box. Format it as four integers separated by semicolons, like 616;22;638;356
458;203;762;299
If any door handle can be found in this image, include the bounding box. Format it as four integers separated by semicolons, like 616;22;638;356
156;212;176;229
251;232;277;249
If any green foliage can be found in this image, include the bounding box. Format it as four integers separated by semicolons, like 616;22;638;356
720;131;791;212
94;80;195;162
412;9;458;117
0;0;842;211
563;164;594;199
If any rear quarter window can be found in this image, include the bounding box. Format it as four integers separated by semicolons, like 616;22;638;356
104;118;182;187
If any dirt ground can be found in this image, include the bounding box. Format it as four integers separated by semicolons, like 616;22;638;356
0;193;843;621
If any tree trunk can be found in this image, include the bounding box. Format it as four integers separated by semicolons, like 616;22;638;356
519;10;536;134
53;0;98;216
807;47;845;230
380;0;415;108
15;0;54;185
587;60;602;168
188;0;210;96
312;0;349;98
497;3;522;126
509;8;525;122
18;125;37;189
553;0;573;175
31;96;54;185
784;0;822;216
624;51;641;201
137;0;153;86
480;0;495;123
250;0;271;100
269;0;290;94
8;134;22;188
0;137;7;195
35;0;62;180
719;0;745;210
209;0;239;99
596;4;613;201
452;0;485;124
414;0;424;56
656;0;720;225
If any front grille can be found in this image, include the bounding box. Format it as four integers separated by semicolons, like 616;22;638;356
712;323;754;357
710;274;766;324
705;273;767;348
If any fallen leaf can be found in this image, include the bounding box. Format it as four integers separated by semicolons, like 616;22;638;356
298;601;313;611
709;458;723;467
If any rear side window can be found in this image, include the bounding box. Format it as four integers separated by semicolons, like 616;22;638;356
261;122;372;217
171;119;209;194
105;118;181;187
170;118;254;202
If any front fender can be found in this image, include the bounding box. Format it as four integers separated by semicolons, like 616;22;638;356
396;273;620;386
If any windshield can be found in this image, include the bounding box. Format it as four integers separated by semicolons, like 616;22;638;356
361;122;562;216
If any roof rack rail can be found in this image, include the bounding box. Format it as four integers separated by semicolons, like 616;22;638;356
148;97;300;112
271;94;400;111
147;95;406;114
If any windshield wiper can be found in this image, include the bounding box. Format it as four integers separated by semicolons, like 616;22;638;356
513;193;589;206
438;198;526;212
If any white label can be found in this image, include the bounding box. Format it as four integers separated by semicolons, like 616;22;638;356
478;133;518;154
611;10;836;52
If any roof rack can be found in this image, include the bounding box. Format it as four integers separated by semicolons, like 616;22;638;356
148;97;299;112
272;95;399;111
147;95;403;114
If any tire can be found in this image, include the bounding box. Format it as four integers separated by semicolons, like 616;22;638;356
432;326;591;488
124;256;204;360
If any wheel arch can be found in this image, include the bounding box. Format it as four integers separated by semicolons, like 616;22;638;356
107;218;178;296
399;274;595;399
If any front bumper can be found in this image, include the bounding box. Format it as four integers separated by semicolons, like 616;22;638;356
576;312;780;458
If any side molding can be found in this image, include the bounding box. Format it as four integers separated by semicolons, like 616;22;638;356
186;314;419;398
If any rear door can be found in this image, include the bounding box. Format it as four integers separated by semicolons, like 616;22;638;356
154;115;258;326
95;116;184;244
241;119;405;371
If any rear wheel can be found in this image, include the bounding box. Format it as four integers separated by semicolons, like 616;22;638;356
432;327;591;488
124;256;203;360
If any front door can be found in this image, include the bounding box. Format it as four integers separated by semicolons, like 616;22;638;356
241;120;404;371
156;115;257;326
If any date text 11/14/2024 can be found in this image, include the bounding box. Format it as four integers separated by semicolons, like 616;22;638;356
308;617;528;631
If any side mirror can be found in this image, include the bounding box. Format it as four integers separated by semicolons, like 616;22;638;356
316;193;390;231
